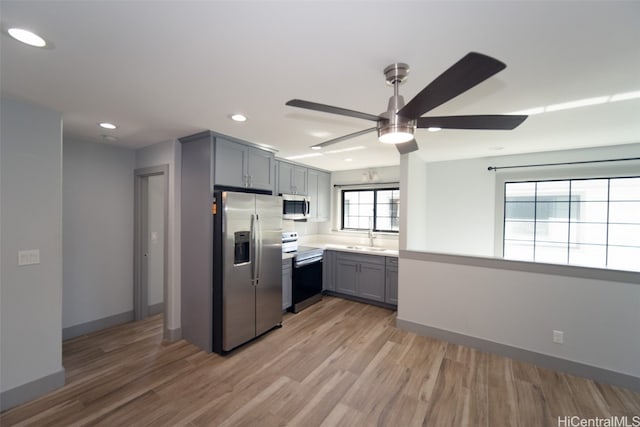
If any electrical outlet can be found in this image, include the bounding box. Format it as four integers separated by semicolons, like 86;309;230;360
18;249;40;266
553;330;564;344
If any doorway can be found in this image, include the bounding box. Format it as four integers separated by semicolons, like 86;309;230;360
134;165;169;338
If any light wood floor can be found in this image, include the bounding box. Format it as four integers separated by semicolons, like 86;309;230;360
2;296;639;426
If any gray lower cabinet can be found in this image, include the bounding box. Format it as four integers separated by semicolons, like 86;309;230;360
322;250;335;291
385;257;398;305
282;258;292;310
334;252;386;302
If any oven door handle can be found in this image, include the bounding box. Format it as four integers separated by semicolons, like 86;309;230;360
294;256;323;268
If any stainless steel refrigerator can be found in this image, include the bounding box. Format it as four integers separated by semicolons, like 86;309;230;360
212;190;283;354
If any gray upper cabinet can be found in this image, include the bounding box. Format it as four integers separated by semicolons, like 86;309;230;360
215;137;274;192
308;169;330;222
277;161;307;195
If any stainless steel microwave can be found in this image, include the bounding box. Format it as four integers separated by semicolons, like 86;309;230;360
281;194;310;220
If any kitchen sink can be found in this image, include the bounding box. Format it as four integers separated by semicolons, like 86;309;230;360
346;246;387;252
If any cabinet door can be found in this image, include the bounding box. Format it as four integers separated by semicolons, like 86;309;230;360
316;171;330;221
307;169;319;220
277;161;294;195
215;138;247;188
322;250;335;291
358;260;386;302
292;166;308;195
282;259;292;310
385;258;398;305
335;257;358;296
248;148;274;191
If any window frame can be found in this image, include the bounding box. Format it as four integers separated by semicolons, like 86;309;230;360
495;166;640;272
341;187;400;233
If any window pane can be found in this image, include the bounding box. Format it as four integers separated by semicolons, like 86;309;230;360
505;202;535;220
358;217;371;229
571;179;609;201
537;181;570;200
569;244;607;268
359;204;374;217
607;246;640;271
377;217;391;231
609;201;640;224
535;221;568;243
344;216;358;229
359;191;374;203
608;224;640;246
536;200;569;221
504;221;534;241
344;192;359;203
535;242;568;264
609;177;640;201
569;223;607;244
505;182;536;201
504;240;534;261
571;201;608;223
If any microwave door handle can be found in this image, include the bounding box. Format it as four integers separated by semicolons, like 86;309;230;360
306;200;310;216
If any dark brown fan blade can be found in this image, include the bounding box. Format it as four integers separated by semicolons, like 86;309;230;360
395;139;419;155
311;127;377;149
416;115;527;130
398;52;506;120
286;99;380;122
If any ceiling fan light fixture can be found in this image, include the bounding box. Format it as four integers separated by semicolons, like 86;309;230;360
378;125;414;144
8;28;47;47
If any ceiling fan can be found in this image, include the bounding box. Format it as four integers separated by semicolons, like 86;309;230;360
286;52;527;155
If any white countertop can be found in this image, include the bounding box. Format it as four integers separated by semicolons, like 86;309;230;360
302;242;398;258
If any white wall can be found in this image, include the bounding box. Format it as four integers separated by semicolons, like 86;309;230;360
401;153;428;251
398;255;640;378
315;165;400;249
0;97;64;400
135;140;181;334
397;142;640;387
62;139;135;328
408;143;640;257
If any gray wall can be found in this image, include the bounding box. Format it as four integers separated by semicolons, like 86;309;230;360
62;139;136;329
136;140;181;334
0;97;64;406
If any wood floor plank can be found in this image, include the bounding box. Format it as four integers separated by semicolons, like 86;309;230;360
1;296;638;427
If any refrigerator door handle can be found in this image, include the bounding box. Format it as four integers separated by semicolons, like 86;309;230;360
250;214;257;285
256;214;262;285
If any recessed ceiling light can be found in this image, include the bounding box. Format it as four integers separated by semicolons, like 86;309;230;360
345;158;353;162
7;28;46;47
230;113;247;122
311;146;322;150
309;131;331;138
99;122;117;130
427;127;442;132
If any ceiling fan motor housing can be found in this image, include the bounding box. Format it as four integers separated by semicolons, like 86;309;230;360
379;63;416;143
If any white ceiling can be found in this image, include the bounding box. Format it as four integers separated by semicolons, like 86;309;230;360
1;1;639;171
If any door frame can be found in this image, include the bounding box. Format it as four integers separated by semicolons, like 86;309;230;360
134;165;169;338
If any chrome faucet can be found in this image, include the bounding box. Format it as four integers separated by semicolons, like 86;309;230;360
368;220;376;247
